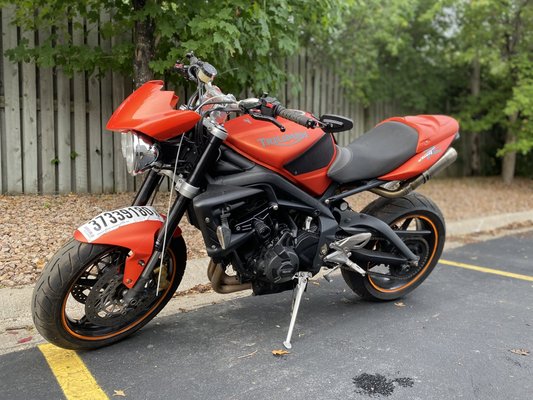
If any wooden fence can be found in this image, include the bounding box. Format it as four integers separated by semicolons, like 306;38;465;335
0;6;398;194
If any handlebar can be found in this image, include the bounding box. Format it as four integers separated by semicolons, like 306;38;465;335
174;52;319;131
274;105;318;129
237;97;318;131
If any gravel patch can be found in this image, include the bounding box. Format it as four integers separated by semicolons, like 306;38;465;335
1;177;532;287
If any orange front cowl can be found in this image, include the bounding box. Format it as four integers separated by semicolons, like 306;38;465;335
106;80;200;141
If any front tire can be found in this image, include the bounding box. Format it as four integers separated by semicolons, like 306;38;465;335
342;192;445;301
32;237;186;350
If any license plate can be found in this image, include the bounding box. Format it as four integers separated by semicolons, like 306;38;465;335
78;206;164;242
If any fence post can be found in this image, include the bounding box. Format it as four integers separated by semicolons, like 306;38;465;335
39;28;56;193
72;17;88;192
2;6;22;193
56;66;72;193
21;30;38;193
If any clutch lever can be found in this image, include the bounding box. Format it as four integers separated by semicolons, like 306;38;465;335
249;112;286;132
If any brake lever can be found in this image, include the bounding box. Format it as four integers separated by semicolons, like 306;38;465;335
249;112;286;132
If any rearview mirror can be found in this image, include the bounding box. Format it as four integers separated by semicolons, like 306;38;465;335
319;114;353;133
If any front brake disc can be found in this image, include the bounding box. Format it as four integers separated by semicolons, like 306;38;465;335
85;267;155;327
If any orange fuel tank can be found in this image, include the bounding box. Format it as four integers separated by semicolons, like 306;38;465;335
224;115;336;196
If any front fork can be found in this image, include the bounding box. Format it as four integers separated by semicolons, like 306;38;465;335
123;120;227;305
131;169;164;207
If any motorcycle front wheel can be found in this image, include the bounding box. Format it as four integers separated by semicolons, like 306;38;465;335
32;237;186;350
342;192;445;301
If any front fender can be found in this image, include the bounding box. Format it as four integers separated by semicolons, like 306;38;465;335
73;206;182;288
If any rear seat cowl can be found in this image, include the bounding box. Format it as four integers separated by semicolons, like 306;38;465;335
380;115;459;153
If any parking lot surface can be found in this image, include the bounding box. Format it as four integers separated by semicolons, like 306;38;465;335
1;231;532;400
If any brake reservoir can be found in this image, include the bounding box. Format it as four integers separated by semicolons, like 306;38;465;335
198;62;217;83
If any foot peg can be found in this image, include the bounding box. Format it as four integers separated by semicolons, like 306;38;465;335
323;232;371;279
283;271;312;349
330;232;371;252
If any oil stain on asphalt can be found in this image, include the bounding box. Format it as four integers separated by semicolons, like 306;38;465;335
352;373;414;397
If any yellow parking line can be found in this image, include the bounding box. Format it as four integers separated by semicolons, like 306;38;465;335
39;344;108;400
440;259;533;282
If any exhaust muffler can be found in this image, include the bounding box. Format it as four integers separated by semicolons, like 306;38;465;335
370;147;457;198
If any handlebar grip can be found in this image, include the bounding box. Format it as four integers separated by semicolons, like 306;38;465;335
276;106;317;129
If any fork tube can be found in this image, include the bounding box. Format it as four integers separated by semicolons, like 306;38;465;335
132;170;163;206
153;132;224;249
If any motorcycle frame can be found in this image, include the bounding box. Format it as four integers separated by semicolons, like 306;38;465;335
122;122;421;304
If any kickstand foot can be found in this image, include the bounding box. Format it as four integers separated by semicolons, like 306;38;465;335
283;271;312;349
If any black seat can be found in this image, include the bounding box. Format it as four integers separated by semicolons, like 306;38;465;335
327;121;418;183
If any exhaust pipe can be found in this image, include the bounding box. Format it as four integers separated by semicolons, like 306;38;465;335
207;260;252;294
370;147;457;199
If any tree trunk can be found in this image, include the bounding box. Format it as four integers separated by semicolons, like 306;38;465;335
501;112;519;185
132;0;155;88
500;4;525;185
469;58;481;175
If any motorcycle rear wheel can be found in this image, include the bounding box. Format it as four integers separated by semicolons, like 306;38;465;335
341;192;445;301
32;237;186;350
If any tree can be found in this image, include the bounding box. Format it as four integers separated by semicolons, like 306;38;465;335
315;0;533;181
452;0;533;183
3;0;336;93
311;0;459;112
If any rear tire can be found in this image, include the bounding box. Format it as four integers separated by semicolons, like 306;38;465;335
32;237;186;350
342;192;445;301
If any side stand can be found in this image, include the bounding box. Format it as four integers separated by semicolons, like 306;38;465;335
283;271;312;349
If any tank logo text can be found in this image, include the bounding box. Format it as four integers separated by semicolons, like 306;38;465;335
257;132;308;147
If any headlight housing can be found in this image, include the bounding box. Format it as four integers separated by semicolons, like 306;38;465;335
121;132;159;175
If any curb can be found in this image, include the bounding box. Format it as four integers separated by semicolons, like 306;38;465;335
1;210;532;354
447;210;533;236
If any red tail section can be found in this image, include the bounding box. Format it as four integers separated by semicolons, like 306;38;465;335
379;115;458;181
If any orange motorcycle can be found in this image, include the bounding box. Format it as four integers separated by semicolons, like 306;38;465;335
32;53;458;350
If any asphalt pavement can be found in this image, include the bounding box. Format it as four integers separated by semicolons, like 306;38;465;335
1;231;532;400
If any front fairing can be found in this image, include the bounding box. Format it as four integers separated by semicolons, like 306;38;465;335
106;80;200;141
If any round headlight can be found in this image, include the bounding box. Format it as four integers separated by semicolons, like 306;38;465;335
121;132;159;175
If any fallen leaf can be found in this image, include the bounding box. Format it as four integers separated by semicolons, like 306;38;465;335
237;350;258;359
17;336;32;344
174;283;212;297
510;348;530;356
394;302;406;307
309;280;320;286
113;389;126;397
272;349;290;356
